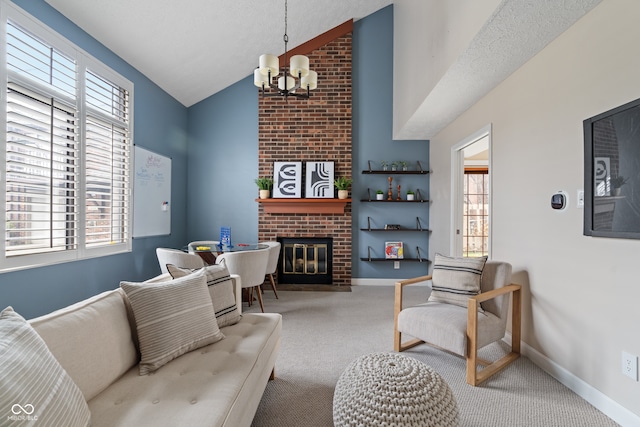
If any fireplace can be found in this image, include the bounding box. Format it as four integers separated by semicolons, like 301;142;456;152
278;238;333;284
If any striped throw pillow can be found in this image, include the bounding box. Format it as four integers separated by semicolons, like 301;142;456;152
0;307;91;427
167;263;241;328
121;269;224;375
428;254;488;308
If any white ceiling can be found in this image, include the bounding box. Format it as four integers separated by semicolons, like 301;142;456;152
43;0;392;107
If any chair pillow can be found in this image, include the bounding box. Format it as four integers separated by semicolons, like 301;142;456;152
167;262;241;328
120;269;224;375
428;254;488;309
0;307;91;427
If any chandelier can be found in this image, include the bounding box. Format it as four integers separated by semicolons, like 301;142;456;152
253;0;317;99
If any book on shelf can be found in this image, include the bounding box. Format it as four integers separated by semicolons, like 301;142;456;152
385;241;403;259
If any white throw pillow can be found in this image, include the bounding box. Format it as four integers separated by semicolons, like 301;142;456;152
0;307;91;427
120;269;224;375
428;254;487;309
167;263;242;328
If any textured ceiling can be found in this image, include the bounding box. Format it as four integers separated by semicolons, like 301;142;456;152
43;0;392;107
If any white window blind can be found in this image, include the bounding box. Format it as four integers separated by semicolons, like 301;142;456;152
2;7;133;271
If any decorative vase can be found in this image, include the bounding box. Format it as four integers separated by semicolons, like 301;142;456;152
338;190;349;200
376;193;384;200
259;189;270;199
613;188;622;196
407;194;415;201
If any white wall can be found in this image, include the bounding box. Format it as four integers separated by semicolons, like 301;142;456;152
429;0;640;420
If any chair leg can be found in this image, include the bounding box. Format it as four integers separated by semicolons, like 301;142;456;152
255;286;265;313
268;273;279;299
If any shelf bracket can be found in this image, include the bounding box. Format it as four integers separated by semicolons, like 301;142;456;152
416;217;423;231
367;216;372;231
416;246;422;262
367;246;372;261
367;160;373;172
416;189;424;201
416;161;423;172
366;188;372;201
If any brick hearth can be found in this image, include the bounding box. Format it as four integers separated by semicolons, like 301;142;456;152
257;24;352;286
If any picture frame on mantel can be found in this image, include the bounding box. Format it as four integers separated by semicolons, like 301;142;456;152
305;161;334;198
273;161;302;198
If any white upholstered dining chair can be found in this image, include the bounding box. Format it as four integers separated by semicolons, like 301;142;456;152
215;248;270;312
155;247;205;274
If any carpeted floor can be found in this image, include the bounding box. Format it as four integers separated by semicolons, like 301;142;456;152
248;286;618;427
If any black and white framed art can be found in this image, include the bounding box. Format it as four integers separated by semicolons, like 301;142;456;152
273;161;302;198
305;161;334;198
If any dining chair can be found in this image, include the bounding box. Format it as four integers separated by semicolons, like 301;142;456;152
261;241;281;299
155;247;205;274
215;248;270;312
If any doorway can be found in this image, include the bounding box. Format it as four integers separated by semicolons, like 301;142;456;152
451;125;491;257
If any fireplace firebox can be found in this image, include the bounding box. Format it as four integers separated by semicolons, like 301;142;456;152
278;237;333;284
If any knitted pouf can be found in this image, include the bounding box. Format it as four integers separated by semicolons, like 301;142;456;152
333;353;459;427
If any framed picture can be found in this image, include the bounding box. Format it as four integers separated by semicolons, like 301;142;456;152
273;161;302;198
385;241;404;259
305;161;334;198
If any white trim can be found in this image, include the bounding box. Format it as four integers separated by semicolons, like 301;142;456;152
504;333;640;427
351;278;429;286
450;124;492;257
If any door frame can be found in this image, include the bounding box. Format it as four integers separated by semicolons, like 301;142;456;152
450;124;492;257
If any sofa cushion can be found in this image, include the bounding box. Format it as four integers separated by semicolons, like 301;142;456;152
121;269;224;375
30;289;138;401
168;263;241;327
1;307;91;427
429;254;487;309
86;313;282;427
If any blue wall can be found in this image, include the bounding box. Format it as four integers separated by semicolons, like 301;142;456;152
186;76;259;244
352;6;430;278
0;0;189;318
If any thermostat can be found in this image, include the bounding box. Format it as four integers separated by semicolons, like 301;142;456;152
551;191;568;210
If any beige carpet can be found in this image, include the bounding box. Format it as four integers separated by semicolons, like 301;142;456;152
248;286;618;427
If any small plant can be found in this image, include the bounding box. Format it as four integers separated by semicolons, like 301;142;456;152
400;161;408;171
391;161;399;170
611;176;628;188
376;189;384;194
254;177;273;190
334;177;353;190
380;160;389;171
406;190;414;195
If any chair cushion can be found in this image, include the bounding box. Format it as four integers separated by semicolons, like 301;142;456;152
168;263;241;328
120;270;224;375
0;307;91;427
428;254;487;309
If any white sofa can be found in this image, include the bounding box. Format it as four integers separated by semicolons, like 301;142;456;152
27;272;282;427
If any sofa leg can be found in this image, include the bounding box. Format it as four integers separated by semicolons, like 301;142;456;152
269;368;275;381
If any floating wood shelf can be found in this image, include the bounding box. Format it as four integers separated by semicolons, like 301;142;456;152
256;198;351;214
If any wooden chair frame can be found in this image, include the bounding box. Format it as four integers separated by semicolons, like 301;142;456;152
393;275;522;386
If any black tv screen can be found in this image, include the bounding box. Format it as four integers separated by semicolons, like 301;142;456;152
584;97;640;238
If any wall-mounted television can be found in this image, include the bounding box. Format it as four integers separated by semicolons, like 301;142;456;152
584;97;640;239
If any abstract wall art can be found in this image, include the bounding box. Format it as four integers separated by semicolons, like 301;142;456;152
305;161;334;198
273;161;302;198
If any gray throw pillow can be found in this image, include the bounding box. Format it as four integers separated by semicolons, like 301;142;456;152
428;254;487;309
167;262;241;328
120;269;224;375
0;307;91;427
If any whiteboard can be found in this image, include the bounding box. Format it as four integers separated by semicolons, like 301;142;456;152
133;146;171;237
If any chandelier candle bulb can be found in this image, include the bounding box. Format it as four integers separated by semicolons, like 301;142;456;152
278;76;295;91
254;69;269;89
301;70;317;90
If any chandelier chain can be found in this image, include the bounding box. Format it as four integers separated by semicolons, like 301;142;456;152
283;0;288;44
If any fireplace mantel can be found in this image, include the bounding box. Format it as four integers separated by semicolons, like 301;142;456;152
256;198;351;214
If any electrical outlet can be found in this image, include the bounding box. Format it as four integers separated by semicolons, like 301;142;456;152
577;190;584;208
394;261;400;269
622;351;638;381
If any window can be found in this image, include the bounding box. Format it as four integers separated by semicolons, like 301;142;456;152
462;169;488;258
1;3;133;271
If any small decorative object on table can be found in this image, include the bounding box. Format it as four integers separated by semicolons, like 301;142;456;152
220;226;231;247
385;241;403;259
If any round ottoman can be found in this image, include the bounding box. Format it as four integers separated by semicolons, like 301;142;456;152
333;353;459;427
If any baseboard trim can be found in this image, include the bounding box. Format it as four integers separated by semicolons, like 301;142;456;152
350;278;429;286
504;333;640;427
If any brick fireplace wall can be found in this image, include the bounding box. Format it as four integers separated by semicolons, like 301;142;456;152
257;28;352;286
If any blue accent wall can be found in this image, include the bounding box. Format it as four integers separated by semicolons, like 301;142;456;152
186;76;259;244
352;5;430;278
0;0;189;318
